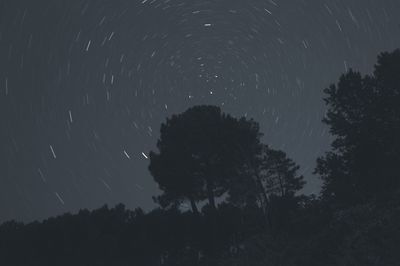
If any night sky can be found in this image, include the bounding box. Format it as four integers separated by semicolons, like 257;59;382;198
1;0;400;223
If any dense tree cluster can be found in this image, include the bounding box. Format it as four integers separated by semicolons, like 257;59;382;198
0;204;266;266
1;49;399;265
316;50;400;204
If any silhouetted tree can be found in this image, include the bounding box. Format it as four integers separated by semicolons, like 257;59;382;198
260;146;305;198
148;105;263;213
316;49;400;204
228;144;304;233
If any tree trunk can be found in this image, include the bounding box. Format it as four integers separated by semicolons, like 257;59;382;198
207;182;217;210
189;197;199;214
278;174;285;197
256;175;272;230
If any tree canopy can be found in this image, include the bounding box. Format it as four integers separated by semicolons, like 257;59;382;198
148;105;263;213
316;49;400;204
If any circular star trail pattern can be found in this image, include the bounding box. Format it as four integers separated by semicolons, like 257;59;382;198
1;0;400;222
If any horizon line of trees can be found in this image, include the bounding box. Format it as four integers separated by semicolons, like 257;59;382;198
1;49;400;266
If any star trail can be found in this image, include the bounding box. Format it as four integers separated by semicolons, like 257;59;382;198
1;0;400;222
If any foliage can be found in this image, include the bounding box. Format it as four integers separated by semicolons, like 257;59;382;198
316;49;400;204
149;105;263;212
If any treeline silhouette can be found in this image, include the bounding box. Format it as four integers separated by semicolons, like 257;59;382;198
1;49;400;266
